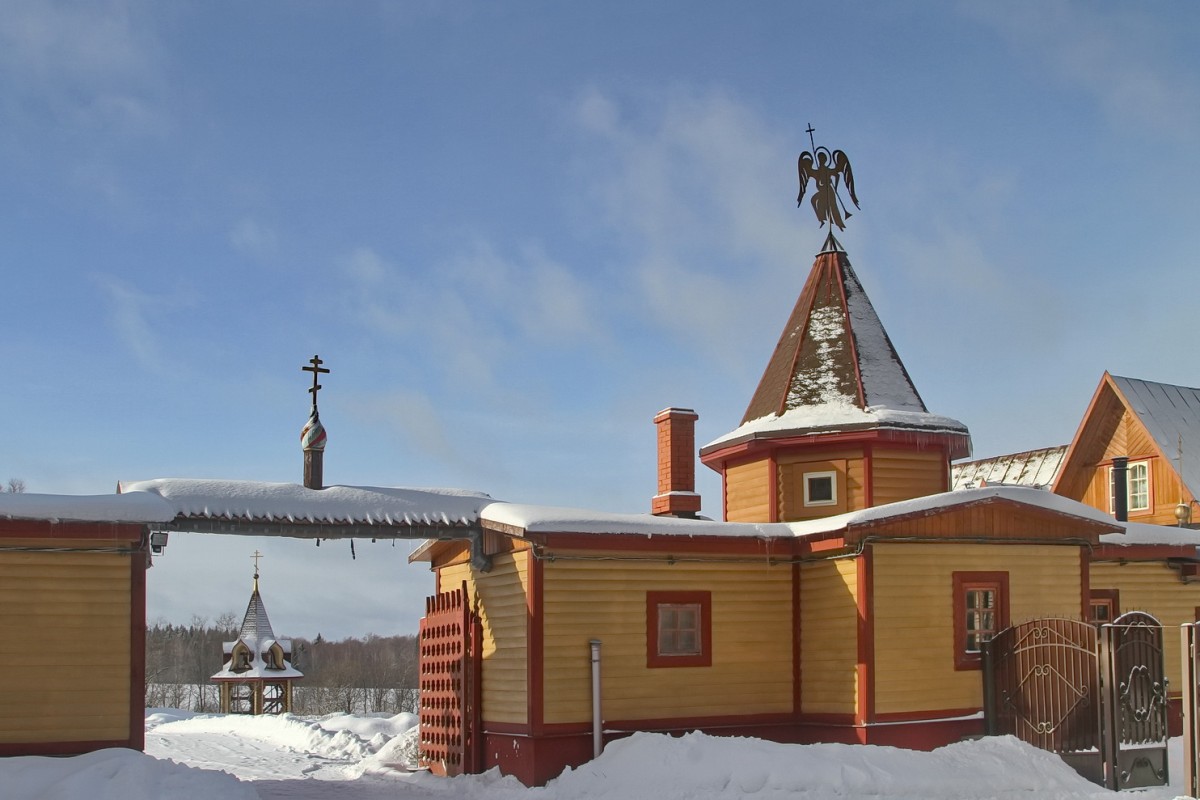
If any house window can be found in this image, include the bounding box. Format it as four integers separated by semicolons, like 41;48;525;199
804;470;837;507
953;572;1009;670
1109;460;1151;515
1090;589;1119;624
646;591;712;668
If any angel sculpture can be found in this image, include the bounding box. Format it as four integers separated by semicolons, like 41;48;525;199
797;145;859;231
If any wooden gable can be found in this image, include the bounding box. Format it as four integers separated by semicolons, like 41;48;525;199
1054;372;1194;525
842;496;1114;546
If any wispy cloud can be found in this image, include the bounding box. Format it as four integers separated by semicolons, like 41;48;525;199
568;87;805;369
963;1;1200;139
229;218;280;262
94;274;166;373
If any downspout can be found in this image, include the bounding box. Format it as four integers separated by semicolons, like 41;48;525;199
589;639;603;758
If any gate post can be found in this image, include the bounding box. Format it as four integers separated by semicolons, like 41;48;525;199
1098;623;1118;791
981;639;997;736
1183;623;1199;798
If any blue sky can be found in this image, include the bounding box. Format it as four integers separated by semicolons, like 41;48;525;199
3;1;1199;638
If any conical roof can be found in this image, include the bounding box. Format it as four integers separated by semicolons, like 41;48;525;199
238;576;277;643
703;236;971;459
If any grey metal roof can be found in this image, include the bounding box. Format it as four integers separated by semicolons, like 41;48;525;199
951;446;1068;491
1110;375;1200;500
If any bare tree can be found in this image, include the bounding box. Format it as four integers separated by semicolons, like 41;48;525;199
4;479;25;493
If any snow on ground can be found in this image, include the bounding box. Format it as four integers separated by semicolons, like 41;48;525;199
0;709;1193;799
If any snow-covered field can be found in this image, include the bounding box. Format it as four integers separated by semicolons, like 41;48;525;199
0;709;1191;799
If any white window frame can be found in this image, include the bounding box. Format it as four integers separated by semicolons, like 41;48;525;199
803;470;837;507
1108;460;1151;514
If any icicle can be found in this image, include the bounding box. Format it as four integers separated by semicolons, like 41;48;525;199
350;540;356;560
315;538;320;547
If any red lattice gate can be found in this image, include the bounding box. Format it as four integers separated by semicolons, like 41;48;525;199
418;582;482;776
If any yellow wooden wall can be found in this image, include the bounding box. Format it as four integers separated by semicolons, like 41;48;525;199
0;551;131;744
439;549;530;725
799;557;858;715
1091;561;1200;695
725;458;771;522
871;449;947;506
779;447;865;520
540;557;793;724
872;543;1082;715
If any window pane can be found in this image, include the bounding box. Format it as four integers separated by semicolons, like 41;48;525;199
808;476;833;502
658;603;702;656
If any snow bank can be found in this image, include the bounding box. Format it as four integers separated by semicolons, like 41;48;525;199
148;711;382;760
2;748;256;800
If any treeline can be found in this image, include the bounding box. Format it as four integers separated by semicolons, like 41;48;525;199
145;615;420;716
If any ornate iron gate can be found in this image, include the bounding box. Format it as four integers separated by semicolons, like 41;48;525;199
418;582;482;777
983;613;1168;791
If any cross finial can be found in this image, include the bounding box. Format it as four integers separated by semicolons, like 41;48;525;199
252;549;263;576
302;355;330;409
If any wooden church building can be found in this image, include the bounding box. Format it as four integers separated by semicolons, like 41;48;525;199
212;565;302;714
412;231;1144;786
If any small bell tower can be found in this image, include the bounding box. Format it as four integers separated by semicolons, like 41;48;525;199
212;552;303;714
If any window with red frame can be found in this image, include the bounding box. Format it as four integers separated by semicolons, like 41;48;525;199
646;591;712;668
953;572;1009;670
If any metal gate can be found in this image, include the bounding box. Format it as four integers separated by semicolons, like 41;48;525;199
983;613;1168;791
418;582;482;777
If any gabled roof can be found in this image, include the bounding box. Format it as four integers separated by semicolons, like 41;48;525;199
1054;373;1200;501
704;236;970;459
1110;375;1200;499
951;446;1067;491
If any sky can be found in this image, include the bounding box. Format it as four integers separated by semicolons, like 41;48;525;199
2;1;1199;638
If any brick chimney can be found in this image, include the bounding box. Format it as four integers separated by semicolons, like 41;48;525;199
652;407;701;518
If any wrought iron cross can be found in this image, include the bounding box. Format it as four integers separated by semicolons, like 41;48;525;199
251;549;263;576
302;355;330;408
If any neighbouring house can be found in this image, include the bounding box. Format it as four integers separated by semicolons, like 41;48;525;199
211;569;303;714
950;446;1068;491
409;232;1170;786
0;491;174;756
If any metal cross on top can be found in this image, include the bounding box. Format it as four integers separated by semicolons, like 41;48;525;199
251;549;263;576
302;355;330;409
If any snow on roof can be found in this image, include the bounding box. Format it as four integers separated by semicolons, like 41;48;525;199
119;478;493;527
482;486;1119;540
951;446;1068;491
703;402;971;452
1100;520;1200;549
0;491;175;524
1111;375;1200;499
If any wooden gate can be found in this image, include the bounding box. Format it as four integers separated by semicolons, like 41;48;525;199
983;613;1168;791
418;582;482;777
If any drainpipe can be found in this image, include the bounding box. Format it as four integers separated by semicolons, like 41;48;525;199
589;639;603;758
1112;456;1129;523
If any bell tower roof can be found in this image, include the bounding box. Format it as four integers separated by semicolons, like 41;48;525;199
702;242;971;462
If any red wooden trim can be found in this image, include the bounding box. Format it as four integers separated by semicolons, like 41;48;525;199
872;707;982;723
0;520;144;541
646;591;712;668
952;571;1009;671
863;442;874;507
855;546;874;725
1092;544;1197;561
795;711;856;726
791;563;802;716
1080;547;1090;621
719;467;728;518
767;454;779;522
0;739;135;756
528;554;544;736
701;428;968;470
548;711;797;735
532;532;801;557
130;549;147;750
480;720;534;735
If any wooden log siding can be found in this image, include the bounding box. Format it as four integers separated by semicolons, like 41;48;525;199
871;543;1082;715
0;551;132;744
438;549;530;725
799;558;858;715
1090;561;1199;696
539;558;793;724
870;449;947;506
724;458;772;522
